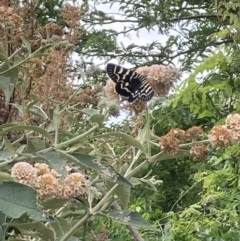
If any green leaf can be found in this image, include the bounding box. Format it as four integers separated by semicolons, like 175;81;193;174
29;106;49;120
11;222;55;241
7;67;18;85
0;43;9;66
0;211;6;225
96;132;144;151
68;153;133;187
49;217;72;238
38;151;66;176
119;163;128;175
26;99;39;112
109;163;131;208
80;108;100;116
0;150;12;161
151;150;190;162
129;177;142;187
102;210;156;229
68;238;80;241
21;36;32;54
27;139;46;153
0;172;13;183
10;103;24;115
0;123;18;130
16;145;26;155
53;110;61;131
89;113;105;125
66;113;74;128
42;198;67;210
0;226;4;241
106;180;131;209
198;109;214;118
0;75;14;105
80;108;104;124
0;125;52;142
0;182;44;220
3;136;14;155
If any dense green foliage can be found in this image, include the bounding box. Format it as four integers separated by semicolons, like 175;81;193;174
79;0;240;240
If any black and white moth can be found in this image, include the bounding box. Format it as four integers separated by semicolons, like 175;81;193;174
106;63;154;103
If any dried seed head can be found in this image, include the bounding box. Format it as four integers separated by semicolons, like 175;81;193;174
225;114;240;143
186;126;204;139
34;163;50;175
130;115;144;136
38;23;63;39
11;162;37;186
209;125;231;148
123;99;147;115
136;65;181;96
225;113;240;130
159;128;188;154
160;132;181;154
104;79;120;102
9;13;23;28
63;173;89;198
36;173;61;198
190;143;209;161
0;6;13;21
170;128;188;142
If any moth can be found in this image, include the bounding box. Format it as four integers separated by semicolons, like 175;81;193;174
106;63;154;103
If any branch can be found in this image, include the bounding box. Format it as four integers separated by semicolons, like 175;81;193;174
108;26;142;37
175;5;210;11
78;39;233;62
109;3;210;13
83;18;139;24
83;14;218;25
170;14;218;22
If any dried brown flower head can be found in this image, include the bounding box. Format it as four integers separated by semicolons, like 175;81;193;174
104;79;120;102
209;125;231;147
38;23;63;39
160;132;181;154
29;39;41;52
159;128;189;154
61;5;82;43
0;1;84;127
170;128;188;142
11;162;37;185
77;87;102;108
9;13;23;28
28;58;46;79
0;6;13;21
123;99;147;115
34;163;50;175
78;93;92;106
190;143;209;161
136;65;181;96
225;113;240;130
11;162;90;200
36;173;61;198
186;126;204;140
130;115;144;136
225;114;240;143
62;5;81;27
131;100;147;115
50;169;61;178
63;173;89;198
